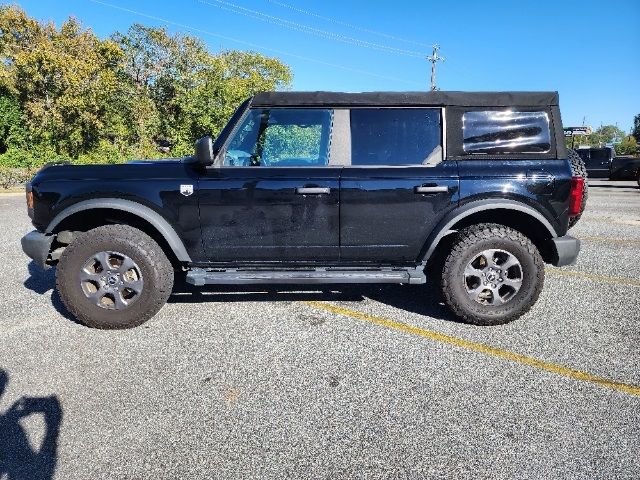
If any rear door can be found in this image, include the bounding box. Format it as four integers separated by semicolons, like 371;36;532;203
339;108;459;263
580;148;612;178
198;108;341;263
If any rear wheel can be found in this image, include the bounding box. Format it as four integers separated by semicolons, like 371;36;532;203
567;148;589;228
441;224;544;326
56;225;174;329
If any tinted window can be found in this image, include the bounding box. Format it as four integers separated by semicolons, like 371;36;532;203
350;109;441;166
576;149;589;161
463;110;551;154
589;149;611;161
224;108;332;167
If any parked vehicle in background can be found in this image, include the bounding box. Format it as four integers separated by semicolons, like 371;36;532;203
610;156;640;183
576;146;614;178
21;91;586;329
575;147;640;182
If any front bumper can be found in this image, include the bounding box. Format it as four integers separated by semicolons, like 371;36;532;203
21;230;54;269
550;235;580;267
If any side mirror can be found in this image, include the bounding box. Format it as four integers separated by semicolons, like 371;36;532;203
193;136;215;166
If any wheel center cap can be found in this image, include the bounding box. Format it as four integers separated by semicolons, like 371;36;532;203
486;272;496;282
107;275;119;286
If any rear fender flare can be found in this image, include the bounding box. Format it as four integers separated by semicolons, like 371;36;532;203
46;198;192;262
420;199;558;264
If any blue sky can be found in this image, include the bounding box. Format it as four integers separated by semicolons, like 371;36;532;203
10;0;640;131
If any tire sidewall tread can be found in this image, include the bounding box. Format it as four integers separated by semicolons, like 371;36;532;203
56;224;174;329
441;223;544;326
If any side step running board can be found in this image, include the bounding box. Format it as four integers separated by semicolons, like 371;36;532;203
185;268;426;286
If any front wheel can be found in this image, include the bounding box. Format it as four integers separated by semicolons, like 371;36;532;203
441;224;544;326
56;225;174;329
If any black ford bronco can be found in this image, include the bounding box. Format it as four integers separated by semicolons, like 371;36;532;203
21;91;586;329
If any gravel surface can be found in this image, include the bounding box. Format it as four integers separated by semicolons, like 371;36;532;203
0;182;639;479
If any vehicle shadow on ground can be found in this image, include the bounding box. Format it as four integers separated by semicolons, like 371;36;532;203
22;261;76;323
22;262;460;324
0;369;63;480
169;281;461;323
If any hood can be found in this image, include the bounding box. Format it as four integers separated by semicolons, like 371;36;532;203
31;158;187;185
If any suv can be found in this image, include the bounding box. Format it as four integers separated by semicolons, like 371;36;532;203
21;91;584;329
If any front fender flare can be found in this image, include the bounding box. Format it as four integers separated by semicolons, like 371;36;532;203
420;199;558;264
46;198;192;262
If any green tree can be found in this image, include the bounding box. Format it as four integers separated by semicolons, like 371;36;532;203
565;124;628;150
112;25;292;156
632;114;640;143
169;50;292;155
0;87;26;152
1;6;122;157
0;5;292;170
616;135;638;156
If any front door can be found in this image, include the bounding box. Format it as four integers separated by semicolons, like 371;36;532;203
198;107;341;263
339;108;459;263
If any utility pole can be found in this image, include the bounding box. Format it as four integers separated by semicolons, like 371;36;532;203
427;44;445;91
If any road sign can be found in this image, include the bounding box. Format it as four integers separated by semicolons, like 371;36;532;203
564;126;592;136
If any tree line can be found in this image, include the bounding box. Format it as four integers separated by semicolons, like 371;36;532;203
565;121;639;155
0;4;637;178
0;5;291;170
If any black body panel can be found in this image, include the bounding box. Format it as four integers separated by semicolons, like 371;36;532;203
610;156;640;180
340;164;460;263
197;167;341;262
28;160;205;260
457;159;572;235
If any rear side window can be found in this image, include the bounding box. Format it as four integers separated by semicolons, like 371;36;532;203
463;110;551;154
350;109;441;166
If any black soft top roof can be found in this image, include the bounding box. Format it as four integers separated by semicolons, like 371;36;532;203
251;91;559;108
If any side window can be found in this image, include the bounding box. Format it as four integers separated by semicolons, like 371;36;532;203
350;109;441;166
463;110;551;154
224;108;332;167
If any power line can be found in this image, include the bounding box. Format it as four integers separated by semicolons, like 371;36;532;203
264;0;433;49
86;0;423;87
196;0;426;58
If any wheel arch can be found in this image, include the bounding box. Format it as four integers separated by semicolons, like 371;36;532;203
46;199;191;264
421;200;558;265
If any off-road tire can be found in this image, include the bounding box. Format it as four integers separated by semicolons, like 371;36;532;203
441;224;544;326
567;148;588;229
56;225;174;329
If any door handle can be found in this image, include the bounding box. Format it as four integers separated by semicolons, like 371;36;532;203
296;187;331;195
414;185;449;194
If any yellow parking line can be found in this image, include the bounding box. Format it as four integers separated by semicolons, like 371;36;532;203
304;301;640;397
580;235;640;246
546;268;640;288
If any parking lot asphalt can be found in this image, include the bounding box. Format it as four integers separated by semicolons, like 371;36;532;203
1;180;639;479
